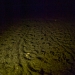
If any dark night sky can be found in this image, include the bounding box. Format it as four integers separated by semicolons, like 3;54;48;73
0;0;75;24
21;0;75;19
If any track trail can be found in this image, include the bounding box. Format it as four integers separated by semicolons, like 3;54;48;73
0;20;75;75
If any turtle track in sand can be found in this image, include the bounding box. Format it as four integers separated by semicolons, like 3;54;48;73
0;19;75;75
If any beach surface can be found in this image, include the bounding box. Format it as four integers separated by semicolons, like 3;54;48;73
0;19;75;75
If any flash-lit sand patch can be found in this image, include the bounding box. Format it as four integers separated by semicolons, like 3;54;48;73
0;19;75;75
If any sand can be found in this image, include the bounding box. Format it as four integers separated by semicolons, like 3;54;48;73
0;19;75;75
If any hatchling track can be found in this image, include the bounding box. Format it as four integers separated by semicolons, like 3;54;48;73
0;19;75;75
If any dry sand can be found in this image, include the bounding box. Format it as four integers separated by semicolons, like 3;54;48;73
0;19;75;75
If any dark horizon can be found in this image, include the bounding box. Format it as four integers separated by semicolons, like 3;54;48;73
0;0;75;25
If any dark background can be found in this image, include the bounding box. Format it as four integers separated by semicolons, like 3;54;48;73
0;0;75;25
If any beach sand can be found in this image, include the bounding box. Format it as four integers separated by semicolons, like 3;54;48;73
0;19;75;75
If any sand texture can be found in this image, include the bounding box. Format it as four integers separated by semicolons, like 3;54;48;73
0;19;75;75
